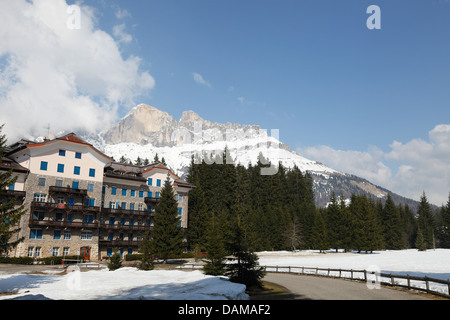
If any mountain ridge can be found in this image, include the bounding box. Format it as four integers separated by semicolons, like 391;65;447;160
91;104;421;209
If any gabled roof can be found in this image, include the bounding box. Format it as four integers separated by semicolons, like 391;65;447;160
7;133;114;163
0;157;28;173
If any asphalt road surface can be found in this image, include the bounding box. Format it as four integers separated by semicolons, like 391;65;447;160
264;273;433;300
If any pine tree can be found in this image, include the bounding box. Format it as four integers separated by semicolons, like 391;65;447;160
225;225;265;288
108;248;122;271
143;158;150;166
203;212;228;276
0;125;26;255
138;231;154;270
417;192;435;249
311;210;328;253
135;156;142;166
153;153;159;163
151;174;183;263
380;194;403;250
436;194;450;248
415;227;427;251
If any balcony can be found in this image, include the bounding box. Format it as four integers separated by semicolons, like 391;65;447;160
0;190;26;200
49;186;88;197
99;222;151;232
29;216;99;229
99;239;142;247
31;201;100;213
144;197;160;205
101;207;152;217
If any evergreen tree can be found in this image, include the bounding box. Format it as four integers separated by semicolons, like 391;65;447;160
138;231;154;270
153;153;159;163
0;125;26;255
151;174;183;263
119;155;127;164
108;248;122;271
417;192;435;249
203;212;228;276
380;194;403;250
415;227;427;251
311;210;328;252
143;158;150;166
135;156;142;166
161;157;167;166
225;225;265;288
436;194;450;248
325;192;341;252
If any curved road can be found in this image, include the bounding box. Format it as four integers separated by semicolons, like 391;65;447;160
264;273;432;300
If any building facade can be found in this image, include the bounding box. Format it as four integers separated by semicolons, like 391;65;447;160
1;133;194;261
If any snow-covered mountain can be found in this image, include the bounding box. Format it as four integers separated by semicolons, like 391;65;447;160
86;104;418;208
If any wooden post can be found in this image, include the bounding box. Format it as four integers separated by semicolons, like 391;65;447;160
425;277;430;293
407;275;411;290
390;274;395;286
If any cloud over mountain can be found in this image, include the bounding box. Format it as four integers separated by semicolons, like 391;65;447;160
0;0;154;142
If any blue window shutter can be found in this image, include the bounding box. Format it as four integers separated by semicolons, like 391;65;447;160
40;161;48;171
54;230;61;239
74;166;80;175
30;229;36;239
90;199;95;207
107;248;113;256
59;150;66;156
37;230;43;239
75;152;82;159
122;188;127;196
111;187;116;195
89;168;95;177
72;181;79;189
157;179;161;187
139;190;144;198
148;178;152;186
8;183;15;191
57;164;64;173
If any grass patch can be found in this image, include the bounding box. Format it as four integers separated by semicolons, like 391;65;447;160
248;281;293;300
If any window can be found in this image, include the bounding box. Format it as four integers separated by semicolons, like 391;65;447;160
59;150;66;157
122;188;127;196
52;247;59;256
72;181;79;189
32;211;45;220
108;233;114;241
131;190;136;197
156;179;161;187
81;231;92;240
30;229;43;239
35;247;41;257
54;230;61;240
89;168;95;177
75;152;82;159
111;187;117;195
178;208;183;216
57;164;64;173
74;166;80;175
84;215;94;223
107;248;113;256
109;217;115;225
139;190;144;198
130;203;135;211
33;194;47;203
63;247;70;256
109;201;118;209
138;203;144;211
8;183;15;191
88;183;94;192
40;161;48;171
55;179;63;187
155;192;160;198
121;202;126;210
147;191;153;198
28;247;34;257
38;178;46;187
148;178;153;186
64;230;71;240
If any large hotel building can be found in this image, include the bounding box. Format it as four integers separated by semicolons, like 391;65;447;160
1;133;194;261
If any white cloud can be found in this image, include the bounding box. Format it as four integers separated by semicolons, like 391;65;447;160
113;23;133;44
0;0;154;141
193;72;211;88
298;124;450;206
115;8;131;20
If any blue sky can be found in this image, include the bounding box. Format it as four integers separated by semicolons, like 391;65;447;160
89;0;450;151
2;0;450;204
